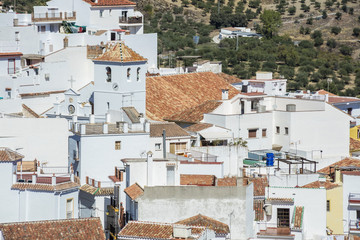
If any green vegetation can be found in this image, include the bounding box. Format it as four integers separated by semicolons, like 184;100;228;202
2;0;47;13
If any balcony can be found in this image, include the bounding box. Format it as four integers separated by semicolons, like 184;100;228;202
349;193;360;206
349;220;360;233
119;16;142;24
257;222;295;239
32;11;76;22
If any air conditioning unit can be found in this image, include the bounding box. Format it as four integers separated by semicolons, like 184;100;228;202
264;204;272;216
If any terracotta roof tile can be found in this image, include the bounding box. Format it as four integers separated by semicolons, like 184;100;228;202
217;72;242;84
150;122;190;138
0;148;24;162
0;218;105;240
328;96;360;104
11;182;79;192
0;52;22;57
350;138;360;152
217;177;237;186
146;72;240;121
124;183;144;200
80;184;114;196
83;0;135;6
293;206;304;229
318;158;360;175
180;174;215;186
94;42;147;63
20;90;66;97
266;198;294;203
166;100;222;123
176;214;229;235
22;104;40;118
119;221;206;239
301;180;338;190
317;89;337;96
247;177;268;196
240;92;266;96
254;199;264;221
185;123;213;132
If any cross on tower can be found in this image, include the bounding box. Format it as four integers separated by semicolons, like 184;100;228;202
68;76;76;89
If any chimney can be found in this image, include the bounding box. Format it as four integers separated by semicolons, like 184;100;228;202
89;114;95;124
103;124;108;134
70;173;74;182
123;122;128;133
72;115;78;123
86;176;89;184
52;174;56;186
173;226;192;239
335;167;342;184
145;122;150;132
325;94;329;102
147;151;153;186
105;113;111;123
80;124;86;134
32;173;37;184
221;89;229;100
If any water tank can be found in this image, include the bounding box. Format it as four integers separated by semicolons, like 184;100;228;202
266;152;274;166
257;105;266;113
286;104;296;112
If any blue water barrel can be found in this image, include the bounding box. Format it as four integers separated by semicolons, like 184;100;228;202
266;152;274;166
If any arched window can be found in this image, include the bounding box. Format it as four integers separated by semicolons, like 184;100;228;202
106;67;111;82
137;67;140;81
127;68;131;81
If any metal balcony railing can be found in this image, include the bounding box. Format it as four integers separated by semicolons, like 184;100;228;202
349;220;360;231
349;193;360;204
119;16;142;24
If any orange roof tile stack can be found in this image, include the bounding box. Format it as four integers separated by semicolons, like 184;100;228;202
180;174;216;186
146;72;240;121
217;177;237;186
176;214;230;235
94;42;147;63
124;183;144;200
0;218;105;240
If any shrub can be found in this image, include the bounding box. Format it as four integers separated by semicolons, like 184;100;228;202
331;26;341;35
353;28;360;37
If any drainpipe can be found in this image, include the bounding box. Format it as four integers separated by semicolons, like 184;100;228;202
162;129;166;158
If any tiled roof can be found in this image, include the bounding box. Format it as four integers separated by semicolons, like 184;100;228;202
166;100;222;123
119;221;206;239
341;171;360;176
124;183;144;200
240;92;266;96
0;148;24;162
217;177;237;186
123;107;141;123
83;0;135;6
22;104;40;118
0;217;105;240
0;52;22;57
176;214;229;235
12;182;79;192
254;199;264;221
80;184;114;196
292;206;304;229
350;138;360;152
185;123;213;132
328;96;360;104
266;198;294;203
20;90;66;97
150;122;190;138
318;158;360;175
317;89;337;96
180;174;215;186
146;72;239;121
217;72;242;84
94;42;147;63
301;180;338;190
248;177;268;196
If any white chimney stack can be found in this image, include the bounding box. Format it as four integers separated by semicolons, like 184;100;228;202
105;113;111;123
32;173;37;184
89;114;95;124
103;124;108;134
222;89;229;100
52;174;56;186
80;124;86;134
147;151;153;186
123;122;128;133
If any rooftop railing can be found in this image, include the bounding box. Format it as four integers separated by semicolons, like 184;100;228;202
119;16;142;24
32;11;76;22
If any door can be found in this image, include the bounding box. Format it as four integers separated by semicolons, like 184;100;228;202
170;143;175;154
111;32;116;41
167;166;175;185
277;208;290;227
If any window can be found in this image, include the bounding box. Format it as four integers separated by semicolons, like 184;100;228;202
127;68;131;81
357;210;360;219
50;24;55;32
248;129;257;138
115;141;121;150
8;59;15;74
155;143;161;151
15;31;20;41
327;200;330;212
276;126;280;134
99;10;103;17
106;67;111;82
38;25;46;33
66;198;74;219
45;73;50;81
348;108;353;115
285;127;289;135
358;129;360;139
137;67;140;81
262;129;267;137
107;102;110;110
251;100;259;111
277;208;290;227
170;142;186;155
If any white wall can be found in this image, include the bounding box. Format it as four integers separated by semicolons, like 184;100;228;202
0;118;69;166
179;162;223;178
342;174;360;234
137;185;254;240
269;173;321;188
150;137;191;159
